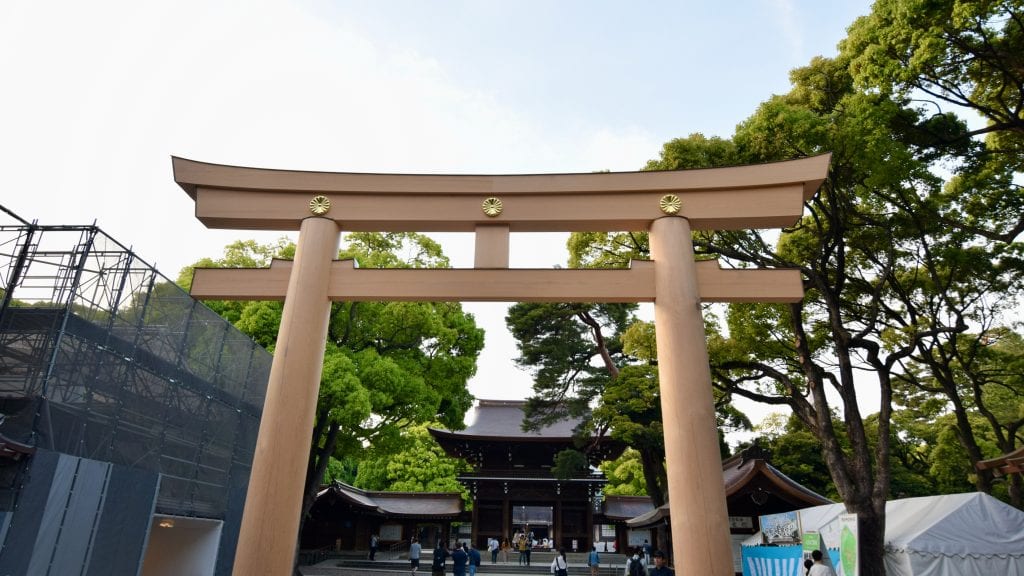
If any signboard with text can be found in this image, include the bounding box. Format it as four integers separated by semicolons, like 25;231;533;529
838;514;859;576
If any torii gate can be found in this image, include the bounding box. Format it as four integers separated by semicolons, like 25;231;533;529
173;154;830;576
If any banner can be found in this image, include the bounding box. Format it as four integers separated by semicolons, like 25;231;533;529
838;513;858;576
742;545;802;576
759;511;801;545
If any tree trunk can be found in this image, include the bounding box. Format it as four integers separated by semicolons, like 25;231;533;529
638;446;667;507
1009;471;1023;508
855;503;887;576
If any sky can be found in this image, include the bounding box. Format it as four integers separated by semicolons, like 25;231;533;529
0;0;874;433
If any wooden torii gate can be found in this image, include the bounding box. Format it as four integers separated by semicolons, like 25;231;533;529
173;154;830;576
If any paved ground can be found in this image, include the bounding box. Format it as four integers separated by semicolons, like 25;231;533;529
299;558;625;576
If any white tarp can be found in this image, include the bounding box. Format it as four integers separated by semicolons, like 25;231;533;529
882;492;1024;576
744;493;1024;576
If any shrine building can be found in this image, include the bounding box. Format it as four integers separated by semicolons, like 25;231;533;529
300;399;832;569
429;399;624;552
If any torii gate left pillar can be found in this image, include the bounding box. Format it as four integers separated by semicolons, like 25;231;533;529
173;154;829;576
234;216;339;574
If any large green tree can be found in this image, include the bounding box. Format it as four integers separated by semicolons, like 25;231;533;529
570;48;1023;574
842;0;1024;506
354;424;470;498
180;233;484;567
894;328;1024;503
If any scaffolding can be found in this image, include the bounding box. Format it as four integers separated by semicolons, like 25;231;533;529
0;206;271;519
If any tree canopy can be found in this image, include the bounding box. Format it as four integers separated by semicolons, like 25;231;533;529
556;5;1023;573
179;232;484;563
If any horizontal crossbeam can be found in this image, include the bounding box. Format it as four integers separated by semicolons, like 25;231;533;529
190;260;804;303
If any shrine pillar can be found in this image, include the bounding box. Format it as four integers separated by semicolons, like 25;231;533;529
232;216;340;576
650;216;733;576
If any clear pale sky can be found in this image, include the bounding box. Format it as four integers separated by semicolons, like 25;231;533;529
0;0;873;415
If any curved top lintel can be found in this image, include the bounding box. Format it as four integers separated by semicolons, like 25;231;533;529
172;154;831;232
172;153;831;201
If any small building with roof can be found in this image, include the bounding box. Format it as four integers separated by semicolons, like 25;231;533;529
625;446;832;574
301;481;464;554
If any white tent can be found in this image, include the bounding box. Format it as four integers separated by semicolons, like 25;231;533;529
881;492;1024;576
745;493;1024;576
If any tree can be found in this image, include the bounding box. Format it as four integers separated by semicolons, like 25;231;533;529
570;52;1004;574
599;449;648;496
843;0;1024;141
180;233;484;570
842;0;1024;506
895;328;1024;503
506;299;739;508
743;413;839;501
354;424;470;499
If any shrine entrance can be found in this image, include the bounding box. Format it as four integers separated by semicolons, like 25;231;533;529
516;506;552;548
173;153;829;576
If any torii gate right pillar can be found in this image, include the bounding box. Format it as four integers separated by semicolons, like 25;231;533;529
651;216;732;576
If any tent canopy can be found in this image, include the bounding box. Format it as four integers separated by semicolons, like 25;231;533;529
748;492;1024;557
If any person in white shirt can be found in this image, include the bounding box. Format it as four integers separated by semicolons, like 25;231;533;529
488;537;498;563
625;548;646;576
808;550;837;576
550;548;569;576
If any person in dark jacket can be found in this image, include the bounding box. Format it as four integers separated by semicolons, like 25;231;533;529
451;541;469;576
431;542;449;576
647;550;674;576
466;542;482;576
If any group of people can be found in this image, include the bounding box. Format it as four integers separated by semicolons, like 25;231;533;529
406;535;834;576
484;536;515;564
803;549;838;576
421;539;482;576
405;536;690;576
624;544;675;576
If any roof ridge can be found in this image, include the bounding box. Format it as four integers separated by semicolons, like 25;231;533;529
476;399;527;407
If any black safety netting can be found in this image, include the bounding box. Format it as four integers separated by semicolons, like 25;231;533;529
0;208;271;519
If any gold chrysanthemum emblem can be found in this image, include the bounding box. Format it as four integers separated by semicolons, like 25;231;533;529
481;197;503;217
659;194;682;215
309;195;331;216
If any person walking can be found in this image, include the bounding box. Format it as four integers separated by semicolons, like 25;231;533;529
467;542;482;576
808;550;837;576
550;547;569;576
369;533;379;561
451;541;469;576
430;541;449;576
488;537;498;564
500;537;511;564
587;545;601;576
625;547;646;576
409;538;422;575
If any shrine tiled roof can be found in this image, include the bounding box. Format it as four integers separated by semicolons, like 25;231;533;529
624;449;832;528
317;482;464;518
429;399;582;441
720;451;831;504
603;495;657;520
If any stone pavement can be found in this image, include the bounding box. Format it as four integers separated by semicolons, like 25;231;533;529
299;554;628;576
